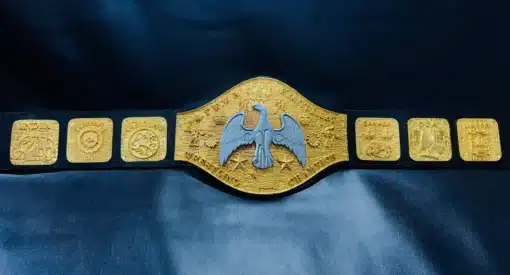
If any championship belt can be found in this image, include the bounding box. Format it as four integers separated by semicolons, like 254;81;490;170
0;77;506;197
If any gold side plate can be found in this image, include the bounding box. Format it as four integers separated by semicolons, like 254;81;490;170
355;117;400;161
10;119;60;166
175;77;348;195
457;118;502;162
67;118;114;163
121;117;168;162
408;118;452;162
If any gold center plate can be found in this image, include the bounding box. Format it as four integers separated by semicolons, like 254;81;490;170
174;77;348;195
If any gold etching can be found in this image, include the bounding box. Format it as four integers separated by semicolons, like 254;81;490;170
320;126;343;147
355;117;400;161
457;118;502;162
204;134;219;148
407;118;452;161
175;77;348;195
306;132;321;148
121;117;167;162
66;118;113;163
10;119;60;165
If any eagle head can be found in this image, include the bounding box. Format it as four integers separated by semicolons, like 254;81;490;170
252;104;266;112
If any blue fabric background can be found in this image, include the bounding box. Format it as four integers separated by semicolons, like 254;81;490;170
0;1;509;274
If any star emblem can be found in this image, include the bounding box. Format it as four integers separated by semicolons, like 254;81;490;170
277;155;295;171
230;156;247;171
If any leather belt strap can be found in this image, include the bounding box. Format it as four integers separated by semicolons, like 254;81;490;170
0;77;507;196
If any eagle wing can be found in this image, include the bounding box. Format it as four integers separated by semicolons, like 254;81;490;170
219;112;254;165
272;114;306;167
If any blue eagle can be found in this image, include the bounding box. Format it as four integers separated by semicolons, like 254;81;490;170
219;104;306;169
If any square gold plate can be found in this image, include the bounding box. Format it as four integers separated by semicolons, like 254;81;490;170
408;118;452;161
355;117;400;161
67;118;114;163
457;118;501;162
10;119;60;165
121;117;168;162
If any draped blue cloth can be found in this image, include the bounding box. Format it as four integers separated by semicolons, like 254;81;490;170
0;1;509;274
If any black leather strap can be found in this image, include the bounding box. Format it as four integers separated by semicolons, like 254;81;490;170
0;108;507;173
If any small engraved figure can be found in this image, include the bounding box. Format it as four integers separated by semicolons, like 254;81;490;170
365;141;392;159
468;128;490;160
220;104;306;170
275;100;286;113
321;126;342;147
13;136;56;163
188;130;205;147
411;128;448;160
129;129;159;159
184;116;203;132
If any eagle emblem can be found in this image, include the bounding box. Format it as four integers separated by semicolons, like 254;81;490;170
219;104;306;169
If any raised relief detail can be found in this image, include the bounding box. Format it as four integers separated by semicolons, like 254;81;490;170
457;118;502;162
229;155;247;171
408;118;452;161
67;118;113;163
277;155;294;171
355;118;400;161
174;77;348;195
219;104;306;170
10;120;60;166
121;117;167;162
